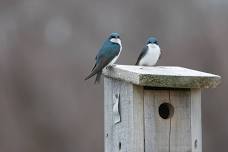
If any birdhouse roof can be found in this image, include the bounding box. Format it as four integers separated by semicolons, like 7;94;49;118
103;65;221;88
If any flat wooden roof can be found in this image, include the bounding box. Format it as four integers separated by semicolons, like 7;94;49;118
103;65;221;88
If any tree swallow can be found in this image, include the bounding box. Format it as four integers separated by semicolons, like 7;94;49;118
135;37;161;66
85;32;122;83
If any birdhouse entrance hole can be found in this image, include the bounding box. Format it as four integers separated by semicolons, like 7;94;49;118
158;102;174;119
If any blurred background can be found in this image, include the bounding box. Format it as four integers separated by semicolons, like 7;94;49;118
0;0;227;152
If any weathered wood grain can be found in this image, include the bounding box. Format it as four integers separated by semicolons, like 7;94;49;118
144;90;170;152
103;65;221;88
144;89;200;152
104;77;113;152
104;78;113;152
191;89;202;152
104;65;208;152
112;79;128;152
170;89;192;152
104;77;144;152
130;85;144;152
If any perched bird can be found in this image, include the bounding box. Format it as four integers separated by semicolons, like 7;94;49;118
135;37;161;66
85;33;122;83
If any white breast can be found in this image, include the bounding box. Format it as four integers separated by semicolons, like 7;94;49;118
108;38;122;66
138;43;160;66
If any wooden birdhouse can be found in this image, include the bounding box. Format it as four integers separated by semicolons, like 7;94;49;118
103;65;221;152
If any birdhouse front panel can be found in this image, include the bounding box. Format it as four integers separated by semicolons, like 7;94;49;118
144;88;192;152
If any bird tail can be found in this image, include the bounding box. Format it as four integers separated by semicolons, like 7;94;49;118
85;64;102;83
85;72;96;81
94;71;102;84
135;58;140;65
85;63;97;81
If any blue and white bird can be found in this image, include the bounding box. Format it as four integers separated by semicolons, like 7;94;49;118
135;37;161;66
85;33;122;83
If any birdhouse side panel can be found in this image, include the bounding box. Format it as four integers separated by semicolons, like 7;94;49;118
104;77;144;152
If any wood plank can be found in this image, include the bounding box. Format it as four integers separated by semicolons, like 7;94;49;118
144;89;195;152
170;89;192;152
144;90;170;152
104;78;144;152
103;65;221;88
112;79;127;152
191;89;202;152
130;85;144;152
104;77;113;152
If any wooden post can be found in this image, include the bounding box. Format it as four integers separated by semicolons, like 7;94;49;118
103;65;221;152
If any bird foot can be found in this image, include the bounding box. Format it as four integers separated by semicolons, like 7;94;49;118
106;64;116;70
106;65;112;70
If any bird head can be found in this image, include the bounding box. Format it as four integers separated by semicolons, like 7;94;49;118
147;37;159;45
109;32;120;39
108;32;121;45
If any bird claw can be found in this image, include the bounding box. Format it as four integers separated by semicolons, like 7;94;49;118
106;65;112;70
106;64;115;70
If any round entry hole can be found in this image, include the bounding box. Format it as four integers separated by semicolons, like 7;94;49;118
159;103;174;119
